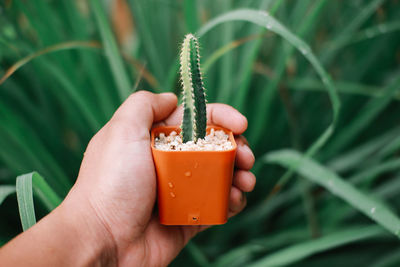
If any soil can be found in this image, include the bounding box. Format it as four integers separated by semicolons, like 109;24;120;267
154;128;233;151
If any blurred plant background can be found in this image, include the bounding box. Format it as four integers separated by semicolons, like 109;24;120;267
1;0;400;266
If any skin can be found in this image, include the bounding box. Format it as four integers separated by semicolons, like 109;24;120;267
0;91;255;266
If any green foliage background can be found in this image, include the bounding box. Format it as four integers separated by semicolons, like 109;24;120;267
1;0;400;265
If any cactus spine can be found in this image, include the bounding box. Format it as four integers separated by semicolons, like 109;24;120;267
180;34;207;143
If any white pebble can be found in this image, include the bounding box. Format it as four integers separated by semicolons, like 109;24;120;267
154;130;233;151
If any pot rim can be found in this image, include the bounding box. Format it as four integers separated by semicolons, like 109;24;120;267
151;125;237;153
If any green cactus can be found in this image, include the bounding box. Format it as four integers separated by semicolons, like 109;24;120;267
180;33;207;143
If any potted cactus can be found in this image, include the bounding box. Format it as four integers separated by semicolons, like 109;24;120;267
151;34;237;225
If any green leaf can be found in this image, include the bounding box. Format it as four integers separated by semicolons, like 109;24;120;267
91;0;132;100
249;226;385;267
214;229;308;266
16;172;62;231
264;149;400;237
320;0;386;64
327;127;400;172
0;185;15;206
331;21;400;50
16;173;36;231
285;78;400;100
323;76;400;159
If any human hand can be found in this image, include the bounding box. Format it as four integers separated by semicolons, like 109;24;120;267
61;91;256;266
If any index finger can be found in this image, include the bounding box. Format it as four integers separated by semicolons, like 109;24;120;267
160;103;248;135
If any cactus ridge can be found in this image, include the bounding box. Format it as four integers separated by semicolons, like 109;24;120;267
180;34;207;143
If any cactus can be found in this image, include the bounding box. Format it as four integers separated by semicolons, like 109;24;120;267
179;33;207;143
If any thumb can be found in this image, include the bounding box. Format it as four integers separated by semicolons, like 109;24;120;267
111;91;178;130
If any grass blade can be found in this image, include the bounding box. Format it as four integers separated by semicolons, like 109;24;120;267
285;78;399;100
331;21;400;50
264;149;400;237
16;172;62;231
202;34;264;74
320;0;386;64
250;0;327;145
214;229;308;266
327;127;400;172
249;226;385;267
127;0;166;84
16;173;36;231
91;0;132;100
323;76;400;160
0;41;101;85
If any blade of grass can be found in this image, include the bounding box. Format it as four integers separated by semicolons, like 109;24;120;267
127;0;165;84
91;0;132;100
208;1;283;109
217;0;234;103
214;229;308;266
40;60;102;130
198;8;340;130
16;172;62;231
327;126;400;172
284;78;400;100
0;101;71;196
349;158;400;185
249;0;327;146
331;20;400;50
0;41;103;131
13;0;87;104
62;0;117;119
16;173;36;231
319;0;386;63
377;134;400;159
265;149;400;237
322;75;400;160
248;226;385;267
202;33;265;74
0;185;15;206
322;170;400;229
0;41;101;85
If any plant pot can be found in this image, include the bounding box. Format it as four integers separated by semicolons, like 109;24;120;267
151;125;237;225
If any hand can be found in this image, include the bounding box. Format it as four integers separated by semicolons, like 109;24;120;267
0;91;255;267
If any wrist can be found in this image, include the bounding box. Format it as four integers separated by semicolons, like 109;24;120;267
55;193;118;266
0;191;118;266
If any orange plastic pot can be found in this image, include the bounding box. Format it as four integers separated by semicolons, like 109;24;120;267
151;126;237;225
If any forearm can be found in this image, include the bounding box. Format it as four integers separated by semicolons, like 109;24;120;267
0;197;116;266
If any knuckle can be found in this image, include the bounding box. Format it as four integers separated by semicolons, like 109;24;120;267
130;90;153;101
107;119;149;142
